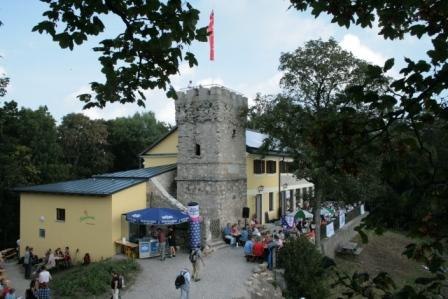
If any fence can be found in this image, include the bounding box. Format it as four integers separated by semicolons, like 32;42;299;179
320;204;364;239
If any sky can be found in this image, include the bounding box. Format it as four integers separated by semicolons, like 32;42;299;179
0;0;432;125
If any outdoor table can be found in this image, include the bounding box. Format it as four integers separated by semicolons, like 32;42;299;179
115;240;138;258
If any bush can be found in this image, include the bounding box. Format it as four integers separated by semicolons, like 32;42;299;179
52;258;139;298
278;237;331;299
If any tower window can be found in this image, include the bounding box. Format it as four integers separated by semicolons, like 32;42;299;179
232;129;236;138
195;144;201;156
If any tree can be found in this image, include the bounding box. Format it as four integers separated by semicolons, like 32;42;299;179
107;112;168;171
33;0;208;108
251;38;381;249
58;113;113;178
283;1;448;297
278;236;332;299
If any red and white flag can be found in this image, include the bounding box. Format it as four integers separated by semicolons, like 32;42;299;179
208;10;215;61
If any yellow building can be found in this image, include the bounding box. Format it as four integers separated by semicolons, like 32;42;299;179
17;178;146;261
140;127;314;224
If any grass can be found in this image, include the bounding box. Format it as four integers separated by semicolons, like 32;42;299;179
52;258;140;298
328;231;430;297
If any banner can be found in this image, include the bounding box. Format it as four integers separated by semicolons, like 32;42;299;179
326;222;335;238
208;11;215;61
188;202;201;249
339;212;345;227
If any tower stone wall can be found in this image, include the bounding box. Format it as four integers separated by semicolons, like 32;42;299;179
175;86;247;241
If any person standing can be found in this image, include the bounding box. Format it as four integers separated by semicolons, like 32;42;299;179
36;283;51;299
167;226;177;258
157;228;166;261
189;248;204;282
38;266;52;286
178;268;190;299
24;246;31;279
110;272;120;299
25;279;38;299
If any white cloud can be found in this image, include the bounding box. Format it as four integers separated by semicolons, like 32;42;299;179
339;34;386;66
0;66;6;76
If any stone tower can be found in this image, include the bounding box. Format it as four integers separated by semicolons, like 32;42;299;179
175;86;247;242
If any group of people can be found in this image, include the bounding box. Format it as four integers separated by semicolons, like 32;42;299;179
222;215;263;247
243;230;285;269
42;247;72;271
149;225;177;261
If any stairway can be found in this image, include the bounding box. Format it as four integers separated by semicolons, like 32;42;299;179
209;239;228;251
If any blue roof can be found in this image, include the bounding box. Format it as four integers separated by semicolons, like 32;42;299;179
15;178;145;196
95;164;176;179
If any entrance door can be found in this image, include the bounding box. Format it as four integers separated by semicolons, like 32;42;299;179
255;194;262;223
279;191;286;217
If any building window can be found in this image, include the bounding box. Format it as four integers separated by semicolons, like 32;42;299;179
266;160;276;174
280;161;293;173
269;192;274;211
39;229;45;239
253;160;265;174
195;144;201;156
56;208;65;221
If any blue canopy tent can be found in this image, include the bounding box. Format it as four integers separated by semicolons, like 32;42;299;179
126;208;189;225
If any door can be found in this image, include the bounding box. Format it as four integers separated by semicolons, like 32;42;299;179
279;191;286;217
255;194;262;223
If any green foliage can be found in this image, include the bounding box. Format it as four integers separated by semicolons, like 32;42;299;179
52;258;139;298
278;237;331;299
0;101;64;247
58;113;113;178
34;0;208;108
106;112;169;171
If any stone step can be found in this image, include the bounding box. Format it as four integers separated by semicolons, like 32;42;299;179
209;239;228;251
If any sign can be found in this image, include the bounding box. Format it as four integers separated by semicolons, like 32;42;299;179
80;210;96;225
326;222;335;238
339;212;345;227
360;204;365;215
187;202;200;221
150;240;159;255
139;241;150;259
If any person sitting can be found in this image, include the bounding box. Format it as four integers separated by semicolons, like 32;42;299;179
38;265;52;286
45;249;56;271
83;253;91;266
240;227;249;246
231;224;241;247
223;223;236;246
252;238;265;263
250;214;260;228
243;237;254;262
252;227;261;238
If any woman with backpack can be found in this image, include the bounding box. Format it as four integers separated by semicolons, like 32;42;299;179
189;248;205;282
175;268;190;299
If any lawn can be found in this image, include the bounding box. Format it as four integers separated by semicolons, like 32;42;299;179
52;258;140;298
329;231;429;297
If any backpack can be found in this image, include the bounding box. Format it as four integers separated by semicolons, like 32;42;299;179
117;275;124;289
175;271;186;289
189;250;198;263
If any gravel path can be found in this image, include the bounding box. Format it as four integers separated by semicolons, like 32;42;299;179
122;246;253;299
4;246;253;299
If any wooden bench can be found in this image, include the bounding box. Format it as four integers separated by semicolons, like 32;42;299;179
1;248;17;260
337;242;363;256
